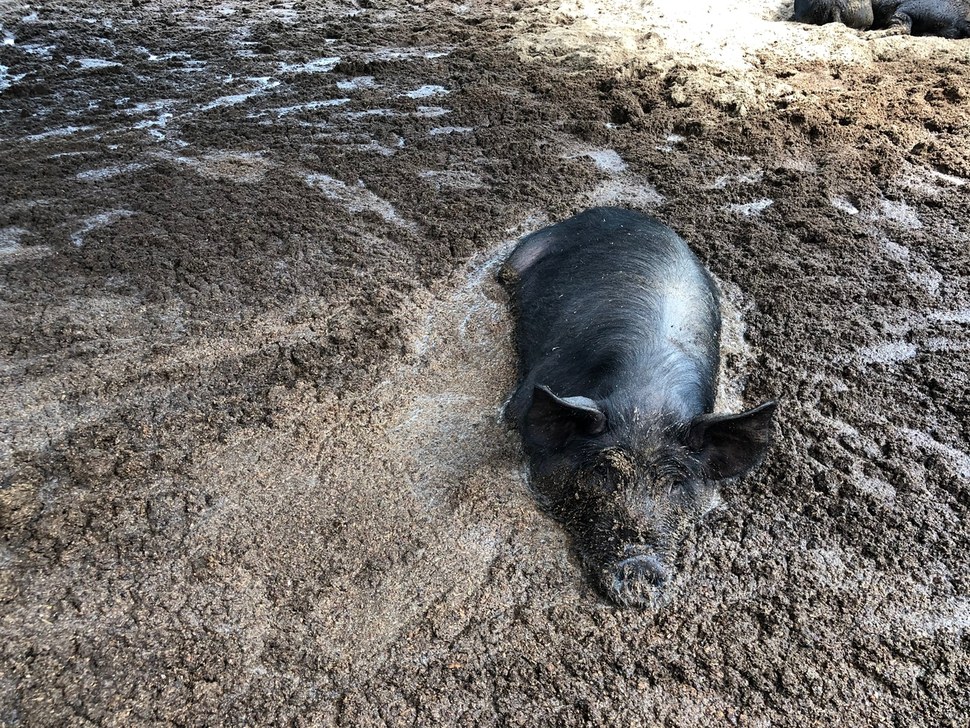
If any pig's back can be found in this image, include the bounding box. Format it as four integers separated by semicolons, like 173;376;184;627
508;207;721;415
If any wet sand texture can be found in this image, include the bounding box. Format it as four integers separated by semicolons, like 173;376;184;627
1;0;969;725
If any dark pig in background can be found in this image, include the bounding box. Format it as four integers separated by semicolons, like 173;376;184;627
500;207;778;608
793;0;875;28
793;0;970;37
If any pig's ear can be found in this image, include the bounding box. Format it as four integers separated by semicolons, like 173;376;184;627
685;401;778;480
525;385;607;449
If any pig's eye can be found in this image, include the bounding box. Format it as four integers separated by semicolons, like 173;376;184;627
659;471;691;498
668;478;702;501
591;464;621;493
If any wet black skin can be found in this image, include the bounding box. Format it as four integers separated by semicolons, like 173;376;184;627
500;207;777;608
793;0;970;37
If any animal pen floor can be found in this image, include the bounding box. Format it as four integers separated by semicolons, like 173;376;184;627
1;0;968;725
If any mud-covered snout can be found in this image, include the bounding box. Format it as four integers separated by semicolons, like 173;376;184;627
592;544;673;608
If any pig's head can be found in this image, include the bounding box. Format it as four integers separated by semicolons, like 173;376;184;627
522;385;777;608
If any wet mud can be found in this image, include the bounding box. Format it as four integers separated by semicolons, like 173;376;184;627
1;0;968;725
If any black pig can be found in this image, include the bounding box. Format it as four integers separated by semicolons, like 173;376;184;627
793;0;875;28
500;208;777;608
793;0;970;37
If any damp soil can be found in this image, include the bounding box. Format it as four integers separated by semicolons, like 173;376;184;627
1;0;969;725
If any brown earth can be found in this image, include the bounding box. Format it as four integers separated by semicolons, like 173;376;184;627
1;0;969;725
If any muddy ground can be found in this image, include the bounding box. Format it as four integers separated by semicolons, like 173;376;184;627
1;0;969;725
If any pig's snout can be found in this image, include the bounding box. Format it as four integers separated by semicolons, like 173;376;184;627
617;554;668;586
602;549;671;608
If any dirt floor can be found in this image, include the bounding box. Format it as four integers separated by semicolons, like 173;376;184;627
1;0;969;725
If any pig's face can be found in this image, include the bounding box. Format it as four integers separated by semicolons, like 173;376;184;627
530;439;720;608
523;386;777;608
560;446;721;607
